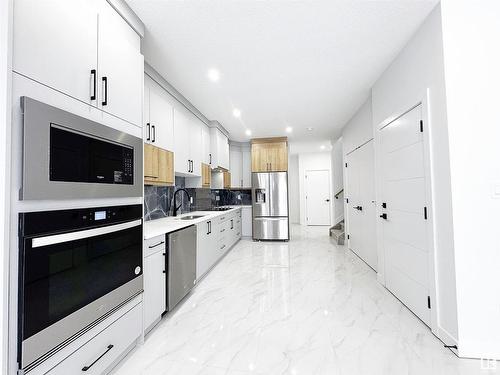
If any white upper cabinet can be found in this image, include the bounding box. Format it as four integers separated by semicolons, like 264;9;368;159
201;125;211;165
97;2;143;126
13;0;143;126
13;0;98;106
229;143;251;188
242;147;252;187
144;75;174;151
174;107;191;174
189;117;202;176
210;128;230;170
230;147;242;187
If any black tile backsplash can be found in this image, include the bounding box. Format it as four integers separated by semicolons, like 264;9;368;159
144;179;251;221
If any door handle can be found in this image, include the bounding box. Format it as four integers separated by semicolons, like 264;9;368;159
102;76;108;106
379;213;387;220
355;206;362;211
90;69;97;101
382;202;387;208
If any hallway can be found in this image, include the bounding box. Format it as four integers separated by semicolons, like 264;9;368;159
113;225;486;375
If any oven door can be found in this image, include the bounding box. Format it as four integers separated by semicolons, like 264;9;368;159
19;219;143;368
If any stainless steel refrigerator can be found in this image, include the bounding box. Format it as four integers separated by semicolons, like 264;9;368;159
252;172;289;240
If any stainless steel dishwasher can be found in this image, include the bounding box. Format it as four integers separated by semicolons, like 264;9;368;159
167;225;197;310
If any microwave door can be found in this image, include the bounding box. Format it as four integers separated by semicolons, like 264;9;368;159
252;173;270;217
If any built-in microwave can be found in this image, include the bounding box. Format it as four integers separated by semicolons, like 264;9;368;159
20;97;143;200
18;204;143;370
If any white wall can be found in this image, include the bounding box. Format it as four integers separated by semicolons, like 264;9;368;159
298;152;332;225
440;0;500;360
0;0;12;372
372;5;458;345
342;95;373;155
288;154;300;224
331;137;344;224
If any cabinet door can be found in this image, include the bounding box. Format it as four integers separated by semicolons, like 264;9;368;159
201;125;211;165
269;142;288;171
144;144;159;183
148;77;174;151
143;85;152;144
242;149;252;187
251;143;269;172
13;0;98;106
98;2;143;126
201;163;211;187
229;149;242;187
173;108;190;174
220;134;230;170
189;118;202;176
143;251;166;330
196;221;212;279
242;207;252;236
224;172;231;188
158;149;174;185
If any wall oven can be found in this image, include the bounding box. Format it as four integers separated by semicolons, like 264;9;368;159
18;204;143;369
20;97;143;200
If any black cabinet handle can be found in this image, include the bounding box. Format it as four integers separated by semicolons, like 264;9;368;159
151;125;156;142
149;241;164;249
379;213;387;220
231;219;233;229
207;222;210;235
82;344;114;371
90;69;97;101
102;76;108;106
146;123;151;141
209;153;212;165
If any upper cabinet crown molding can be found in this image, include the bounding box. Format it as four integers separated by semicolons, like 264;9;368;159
105;0;145;37
13;0;143;127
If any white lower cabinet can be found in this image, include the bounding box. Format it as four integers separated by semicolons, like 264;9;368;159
47;303;141;375
196;219;216;279
143;235;166;331
242;207;252;237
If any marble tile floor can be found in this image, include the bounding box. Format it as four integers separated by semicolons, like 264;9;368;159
112;225;493;375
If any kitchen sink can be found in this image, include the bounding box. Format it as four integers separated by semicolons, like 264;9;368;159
178;215;206;220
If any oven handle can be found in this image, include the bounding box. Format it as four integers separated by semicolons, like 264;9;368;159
32;219;142;248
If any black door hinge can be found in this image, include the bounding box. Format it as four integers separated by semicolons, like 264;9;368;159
420;120;424;133
347;234;350;240
427;296;431;309
424;207;428;220
345;162;348;168
346;198;349;203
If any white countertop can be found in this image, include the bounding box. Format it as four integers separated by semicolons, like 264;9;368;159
144;206;248;239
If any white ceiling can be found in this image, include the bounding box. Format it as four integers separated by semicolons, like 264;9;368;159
127;0;438;142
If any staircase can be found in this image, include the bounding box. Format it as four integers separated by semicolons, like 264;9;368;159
329;220;345;245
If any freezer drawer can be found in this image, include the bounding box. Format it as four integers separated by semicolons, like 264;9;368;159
253;217;289;240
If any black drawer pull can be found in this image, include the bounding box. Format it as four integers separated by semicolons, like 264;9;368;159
149;241;164;248
220;244;226;250
220;228;225;232
82;344;114;371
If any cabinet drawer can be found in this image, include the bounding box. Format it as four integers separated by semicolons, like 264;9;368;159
47;303;142;375
144;234;166;257
217;237;228;253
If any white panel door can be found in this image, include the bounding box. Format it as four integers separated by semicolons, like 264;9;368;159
98;1;143;126
201;125;211;165
305;170;331;225
174;107;190;174
379;104;430;326
230;148;242;187
345;141;377;270
242;149;252;187
143;251;166;330
148;77;174;151
189;117;202;176
13;0;98;106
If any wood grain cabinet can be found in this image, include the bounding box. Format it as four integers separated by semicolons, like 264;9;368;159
223;171;231;188
144;144;174;185
251;138;288;172
202;163;212;188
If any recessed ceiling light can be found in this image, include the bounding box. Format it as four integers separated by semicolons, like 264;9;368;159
307;127;314;131
207;68;220;82
233;108;241;118
285;126;293;133
320;145;326;150
245;129;252;136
